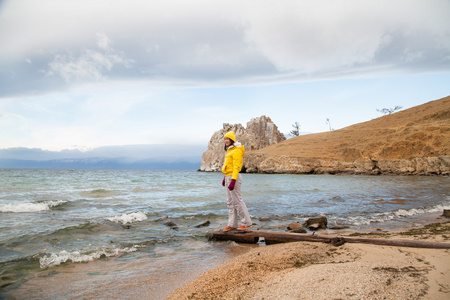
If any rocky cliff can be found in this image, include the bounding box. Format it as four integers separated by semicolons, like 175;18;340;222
200;116;286;171
244;96;450;175
244;154;450;175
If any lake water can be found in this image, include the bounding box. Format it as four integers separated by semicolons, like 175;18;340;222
1;169;449;299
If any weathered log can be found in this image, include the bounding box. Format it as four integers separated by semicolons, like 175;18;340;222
207;230;450;249
206;230;259;244
208;230;330;245
289;228;307;234
341;236;450;249
330;225;350;230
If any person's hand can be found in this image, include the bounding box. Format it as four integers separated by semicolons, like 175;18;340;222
228;179;236;190
222;177;225;187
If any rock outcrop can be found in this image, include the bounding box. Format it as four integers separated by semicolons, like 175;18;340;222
200;116;286;172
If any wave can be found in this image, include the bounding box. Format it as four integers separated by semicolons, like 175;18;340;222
345;202;450;226
106;211;148;225
0;200;67;213
39;246;138;268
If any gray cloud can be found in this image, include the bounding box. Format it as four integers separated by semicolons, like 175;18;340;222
1;0;449;97
45;33;134;82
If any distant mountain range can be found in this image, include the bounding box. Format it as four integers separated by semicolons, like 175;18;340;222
0;144;204;170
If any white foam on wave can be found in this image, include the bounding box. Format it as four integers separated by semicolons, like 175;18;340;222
39;246;138;268
347;202;450;225
0;200;67;213
106;211;148;225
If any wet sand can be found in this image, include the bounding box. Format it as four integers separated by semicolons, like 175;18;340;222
168;220;450;300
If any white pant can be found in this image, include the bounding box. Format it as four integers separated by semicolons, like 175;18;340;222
225;174;252;227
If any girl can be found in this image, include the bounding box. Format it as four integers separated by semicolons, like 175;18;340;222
221;131;252;231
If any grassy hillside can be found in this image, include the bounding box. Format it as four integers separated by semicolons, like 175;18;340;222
257;96;450;162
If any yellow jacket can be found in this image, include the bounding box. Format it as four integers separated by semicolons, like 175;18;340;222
222;142;245;180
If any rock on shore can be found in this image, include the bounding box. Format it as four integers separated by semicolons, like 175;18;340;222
200;116;286;172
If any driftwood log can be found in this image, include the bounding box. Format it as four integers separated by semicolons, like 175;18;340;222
206;229;450;249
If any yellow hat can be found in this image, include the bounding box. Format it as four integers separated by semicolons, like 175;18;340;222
224;131;236;142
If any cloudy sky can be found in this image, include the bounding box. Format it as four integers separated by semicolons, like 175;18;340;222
1;0;449;155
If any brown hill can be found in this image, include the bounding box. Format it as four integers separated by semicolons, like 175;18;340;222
244;96;450;175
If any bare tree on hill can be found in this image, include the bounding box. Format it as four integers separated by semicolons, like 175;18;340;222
377;106;403;115
290;122;301;137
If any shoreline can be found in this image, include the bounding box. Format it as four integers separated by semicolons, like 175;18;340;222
167;219;450;300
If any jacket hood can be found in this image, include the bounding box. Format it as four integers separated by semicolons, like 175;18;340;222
228;142;245;156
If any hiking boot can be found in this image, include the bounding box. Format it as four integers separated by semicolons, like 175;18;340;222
237;225;252;230
223;226;237;232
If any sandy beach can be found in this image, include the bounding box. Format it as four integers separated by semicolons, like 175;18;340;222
167;220;450;300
